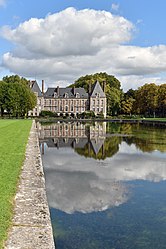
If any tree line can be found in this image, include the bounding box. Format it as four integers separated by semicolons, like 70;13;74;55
0;73;165;118
0;75;36;117
73;72;166;118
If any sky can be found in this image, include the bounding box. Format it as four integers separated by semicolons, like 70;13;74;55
43;142;166;213
0;0;166;91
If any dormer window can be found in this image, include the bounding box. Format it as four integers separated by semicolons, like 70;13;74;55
54;92;57;98
64;93;69;98
76;93;80;98
95;93;100;98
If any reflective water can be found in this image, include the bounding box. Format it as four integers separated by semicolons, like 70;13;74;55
39;121;166;249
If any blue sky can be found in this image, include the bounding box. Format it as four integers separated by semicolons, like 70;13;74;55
0;0;166;90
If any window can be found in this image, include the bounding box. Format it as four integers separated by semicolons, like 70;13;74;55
76;93;80;98
64;93;69;98
65;106;68;112
71;106;73;112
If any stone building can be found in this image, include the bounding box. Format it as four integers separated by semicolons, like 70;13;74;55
29;80;107;117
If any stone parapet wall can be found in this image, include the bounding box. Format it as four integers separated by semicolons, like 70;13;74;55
5;120;55;249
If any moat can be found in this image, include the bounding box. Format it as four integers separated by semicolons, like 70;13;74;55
39;121;166;249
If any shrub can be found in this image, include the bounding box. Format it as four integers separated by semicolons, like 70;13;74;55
39;110;57;117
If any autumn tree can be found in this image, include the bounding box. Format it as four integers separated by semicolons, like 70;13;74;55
135;83;159;117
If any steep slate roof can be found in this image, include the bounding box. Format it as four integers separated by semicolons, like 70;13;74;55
90;81;106;98
44;87;88;99
30;81;43;97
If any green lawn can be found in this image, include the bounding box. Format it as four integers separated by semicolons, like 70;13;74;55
0;119;32;248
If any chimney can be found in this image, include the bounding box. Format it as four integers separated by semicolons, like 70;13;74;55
89;83;92;94
73;86;75;95
57;86;60;96
103;81;106;93
29;80;33;89
42;80;44;94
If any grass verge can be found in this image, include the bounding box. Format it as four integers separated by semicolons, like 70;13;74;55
0;119;32;248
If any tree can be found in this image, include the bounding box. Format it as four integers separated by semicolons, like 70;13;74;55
2;75;29;86
0;75;36;117
71;72;122;116
121;98;135;115
106;87;121;115
135;83;159;117
120;88;136;115
0;81;8;116
158;84;166;117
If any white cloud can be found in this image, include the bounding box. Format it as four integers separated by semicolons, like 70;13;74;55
118;75;166;91
1;7;166;90
43;142;166;214
2;8;132;57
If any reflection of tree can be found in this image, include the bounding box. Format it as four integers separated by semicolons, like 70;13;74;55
106;122;121;134
124;124;166;153
39;121;166;157
75;136;122;160
120;123;133;134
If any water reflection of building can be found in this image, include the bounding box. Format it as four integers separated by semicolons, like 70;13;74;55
39;122;106;157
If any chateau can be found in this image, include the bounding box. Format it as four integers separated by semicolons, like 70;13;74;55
29;80;107;117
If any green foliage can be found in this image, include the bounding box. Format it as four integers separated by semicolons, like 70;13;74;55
96;112;104;119
121;84;166;118
135;83;159;117
0;120;32;247
39;110;58;117
78;111;95;119
71;72;122;116
121;98;135;115
72;72;121;90
106;87;122;115
2;75;29;86
0;75;36;117
158;84;166;117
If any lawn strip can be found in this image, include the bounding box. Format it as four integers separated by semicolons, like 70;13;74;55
0;120;32;248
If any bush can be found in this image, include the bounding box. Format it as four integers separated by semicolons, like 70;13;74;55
79;111;95;119
39;110;58;117
96;113;104;119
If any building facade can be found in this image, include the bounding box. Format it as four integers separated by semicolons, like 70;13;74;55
29;80;107;117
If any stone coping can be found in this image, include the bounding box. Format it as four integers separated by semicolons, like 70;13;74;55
5;120;55;249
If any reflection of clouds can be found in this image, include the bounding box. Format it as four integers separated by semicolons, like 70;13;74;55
45;169;127;214
42;142;166;214
104;142;166;182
